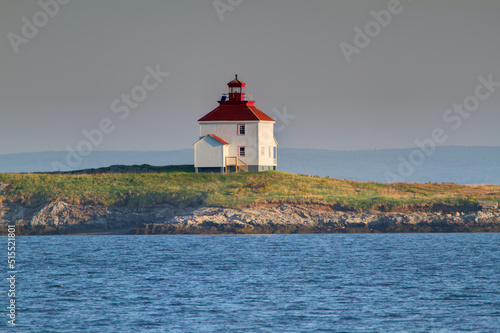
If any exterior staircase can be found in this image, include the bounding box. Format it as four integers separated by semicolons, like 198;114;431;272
225;156;248;173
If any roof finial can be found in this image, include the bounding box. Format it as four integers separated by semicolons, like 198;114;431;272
235;74;238;80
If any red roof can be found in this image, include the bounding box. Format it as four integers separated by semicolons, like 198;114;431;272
198;101;275;122
207;134;229;145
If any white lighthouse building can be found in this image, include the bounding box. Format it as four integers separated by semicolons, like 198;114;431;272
194;75;278;173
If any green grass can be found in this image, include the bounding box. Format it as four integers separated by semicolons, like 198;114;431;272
0;165;499;212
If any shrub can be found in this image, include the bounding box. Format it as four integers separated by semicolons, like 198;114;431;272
462;194;477;204
246;180;271;192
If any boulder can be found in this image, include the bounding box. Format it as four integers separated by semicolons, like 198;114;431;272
478;200;498;211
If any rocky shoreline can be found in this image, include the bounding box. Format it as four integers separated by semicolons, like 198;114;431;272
1;201;500;235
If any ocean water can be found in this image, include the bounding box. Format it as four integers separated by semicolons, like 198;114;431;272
3;233;500;332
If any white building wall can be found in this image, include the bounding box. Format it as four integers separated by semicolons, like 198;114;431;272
223;145;229;164
257;122;277;167
198;120;276;169
194;137;225;168
199;121;264;166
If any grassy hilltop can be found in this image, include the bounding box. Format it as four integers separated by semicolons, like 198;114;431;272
0;165;499;212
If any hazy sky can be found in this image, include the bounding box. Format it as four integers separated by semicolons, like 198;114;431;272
1;0;499;154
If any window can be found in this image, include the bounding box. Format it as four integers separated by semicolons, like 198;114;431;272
239;146;245;157
237;124;245;136
230;87;241;93
261;147;265;156
273;147;277;159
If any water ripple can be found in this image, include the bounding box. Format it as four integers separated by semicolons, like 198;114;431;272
3;233;500;332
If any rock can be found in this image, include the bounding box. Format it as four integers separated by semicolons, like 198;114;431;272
31;201;70;227
2;201;500;235
479;200;498;211
474;211;495;222
0;181;9;195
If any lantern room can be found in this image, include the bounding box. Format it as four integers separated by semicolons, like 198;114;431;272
227;74;246;101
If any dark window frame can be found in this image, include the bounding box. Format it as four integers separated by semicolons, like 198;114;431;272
237;124;245;136
238;146;246;157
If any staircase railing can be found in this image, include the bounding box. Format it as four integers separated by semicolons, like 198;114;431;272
225;156;248;172
236;158;248;172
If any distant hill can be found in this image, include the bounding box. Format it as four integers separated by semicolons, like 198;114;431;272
278;147;500;185
0;150;192;174
1;146;499;184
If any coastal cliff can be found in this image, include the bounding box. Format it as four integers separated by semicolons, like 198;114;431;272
1;201;499;235
1;167;499;235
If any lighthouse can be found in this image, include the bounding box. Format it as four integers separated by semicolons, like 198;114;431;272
194;75;278;173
